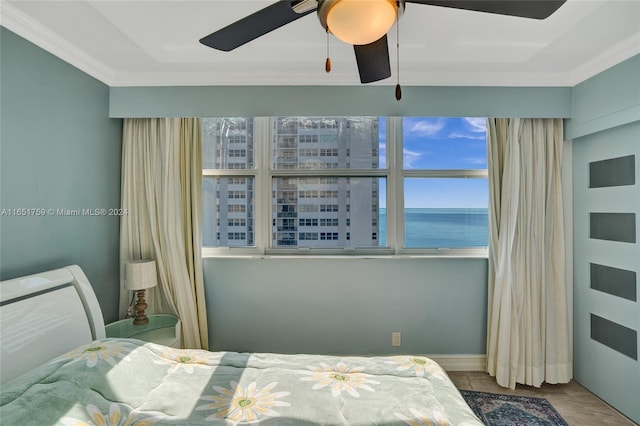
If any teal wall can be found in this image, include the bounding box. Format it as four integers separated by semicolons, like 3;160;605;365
204;257;487;355
568;55;640;423
565;55;640;140
110;85;571;118
0;28;123;323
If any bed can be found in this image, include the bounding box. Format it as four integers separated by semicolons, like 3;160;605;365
0;266;483;425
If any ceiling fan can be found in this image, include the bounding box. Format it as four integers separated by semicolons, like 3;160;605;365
200;0;567;84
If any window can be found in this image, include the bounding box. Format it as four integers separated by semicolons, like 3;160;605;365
320;204;338;212
399;117;488;249
202;118;254;248
299;218;318;227
202;117;487;255
320;232;339;240
299;232;318;240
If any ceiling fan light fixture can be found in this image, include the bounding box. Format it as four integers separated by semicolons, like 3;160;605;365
319;0;398;46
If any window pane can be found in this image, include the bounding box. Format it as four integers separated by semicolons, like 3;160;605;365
404;178;488;248
272;177;386;248
202;117;254;169
272;117;384;169
402;117;487;169
203;177;255;247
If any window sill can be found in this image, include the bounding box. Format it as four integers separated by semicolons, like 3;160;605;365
202;247;488;260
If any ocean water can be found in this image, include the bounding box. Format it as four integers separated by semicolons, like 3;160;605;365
379;208;488;248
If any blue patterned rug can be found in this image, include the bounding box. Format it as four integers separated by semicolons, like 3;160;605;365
460;390;570;426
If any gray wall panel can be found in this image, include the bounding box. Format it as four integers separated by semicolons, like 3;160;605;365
591;314;638;360
589;155;635;188
590;213;636;243
590;263;637;301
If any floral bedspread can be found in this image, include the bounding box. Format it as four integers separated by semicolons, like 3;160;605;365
0;338;483;425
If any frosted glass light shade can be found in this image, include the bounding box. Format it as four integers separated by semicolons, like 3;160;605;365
326;0;397;45
125;260;158;291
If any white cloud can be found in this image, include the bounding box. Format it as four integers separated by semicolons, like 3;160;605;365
449;132;486;140
463;117;486;132
447;118;487;140
403;148;422;169
406;118;445;137
464;157;487;165
378;143;387;168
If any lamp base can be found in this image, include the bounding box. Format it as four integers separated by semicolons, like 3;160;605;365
133;289;149;325
133;316;149;326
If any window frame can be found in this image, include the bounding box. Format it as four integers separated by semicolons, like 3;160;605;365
202;117;488;257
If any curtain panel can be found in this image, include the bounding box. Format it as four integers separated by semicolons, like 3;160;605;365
486;118;572;388
119;118;208;350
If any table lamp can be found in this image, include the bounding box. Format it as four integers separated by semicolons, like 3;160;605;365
125;260;158;325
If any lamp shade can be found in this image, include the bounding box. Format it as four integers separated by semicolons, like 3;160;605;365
125;260;158;291
322;0;397;46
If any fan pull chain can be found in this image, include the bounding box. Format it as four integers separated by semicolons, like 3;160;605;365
325;28;332;73
395;1;402;101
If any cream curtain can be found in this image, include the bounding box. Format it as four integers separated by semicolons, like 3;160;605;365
486;118;571;388
119;118;208;350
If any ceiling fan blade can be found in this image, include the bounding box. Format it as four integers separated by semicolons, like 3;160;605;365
200;1;316;51
406;0;566;19
354;35;392;84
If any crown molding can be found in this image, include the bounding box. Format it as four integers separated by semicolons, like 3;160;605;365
108;68;574;87
0;2;115;85
570;33;640;86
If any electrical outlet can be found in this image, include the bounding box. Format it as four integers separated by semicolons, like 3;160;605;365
392;332;401;347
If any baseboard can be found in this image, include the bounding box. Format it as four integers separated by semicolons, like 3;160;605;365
429;354;486;371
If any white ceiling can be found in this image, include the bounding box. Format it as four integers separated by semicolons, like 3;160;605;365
1;0;639;87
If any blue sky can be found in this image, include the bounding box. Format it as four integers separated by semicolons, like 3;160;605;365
379;117;488;209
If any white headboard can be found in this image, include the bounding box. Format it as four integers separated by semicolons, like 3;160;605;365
0;265;105;384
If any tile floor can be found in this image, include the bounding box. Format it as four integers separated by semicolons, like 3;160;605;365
447;371;637;426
